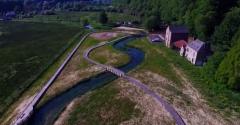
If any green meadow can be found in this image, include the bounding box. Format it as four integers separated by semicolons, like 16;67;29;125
0;21;81;115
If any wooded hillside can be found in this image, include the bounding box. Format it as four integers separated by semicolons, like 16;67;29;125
113;0;240;90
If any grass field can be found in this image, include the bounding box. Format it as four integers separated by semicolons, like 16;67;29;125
19;12;140;29
0;21;81;115
128;38;240;117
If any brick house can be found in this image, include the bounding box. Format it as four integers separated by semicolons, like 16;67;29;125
165;25;189;48
184;39;207;65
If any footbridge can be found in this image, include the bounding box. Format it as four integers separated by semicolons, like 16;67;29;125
105;66;125;77
83;36;128;77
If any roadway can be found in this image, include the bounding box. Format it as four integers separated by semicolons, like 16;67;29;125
83;35;186;125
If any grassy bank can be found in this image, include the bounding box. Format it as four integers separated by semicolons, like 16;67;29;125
128;38;240;117
0;21;82;118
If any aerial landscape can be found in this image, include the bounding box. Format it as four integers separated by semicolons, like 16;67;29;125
0;0;240;125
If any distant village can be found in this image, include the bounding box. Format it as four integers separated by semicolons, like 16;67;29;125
0;0;112;20
148;25;211;66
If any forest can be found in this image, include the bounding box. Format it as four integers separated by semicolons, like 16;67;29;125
0;0;112;16
113;0;240;90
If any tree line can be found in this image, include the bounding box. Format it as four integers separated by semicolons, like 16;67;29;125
113;0;240;90
0;0;113;16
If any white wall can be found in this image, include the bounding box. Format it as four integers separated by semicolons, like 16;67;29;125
165;27;171;47
185;46;197;64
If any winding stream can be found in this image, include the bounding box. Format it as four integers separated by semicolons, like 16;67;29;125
28;36;145;125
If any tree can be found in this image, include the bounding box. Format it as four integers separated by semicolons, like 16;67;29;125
202;7;240;90
194;11;216;41
99;11;108;24
212;7;240;52
82;18;89;26
201;52;225;80
215;39;240;90
144;15;160;31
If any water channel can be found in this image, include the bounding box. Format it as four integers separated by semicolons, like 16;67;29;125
28;36;145;125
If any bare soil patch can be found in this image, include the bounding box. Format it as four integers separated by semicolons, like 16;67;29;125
55;76;175;125
54;68;235;125
172;66;239;125
114;26;145;31
2;95;35;125
54;97;82;125
90;32;119;41
116;78;175;125
130;69;236;125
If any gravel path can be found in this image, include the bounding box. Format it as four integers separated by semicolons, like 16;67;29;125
83;35;185;125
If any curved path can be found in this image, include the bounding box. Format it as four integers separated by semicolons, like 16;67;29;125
83;35;186;125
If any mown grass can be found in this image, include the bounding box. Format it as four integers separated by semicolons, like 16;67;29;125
67;83;141;125
90;43;130;67
128;38;240;117
0;21;81;116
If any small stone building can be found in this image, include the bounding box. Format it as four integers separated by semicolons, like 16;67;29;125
184;39;207;65
165;25;189;48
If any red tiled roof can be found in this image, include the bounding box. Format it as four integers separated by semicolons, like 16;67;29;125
174;40;187;49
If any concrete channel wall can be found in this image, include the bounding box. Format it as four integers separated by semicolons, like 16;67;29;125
12;33;91;125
